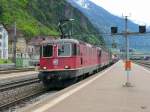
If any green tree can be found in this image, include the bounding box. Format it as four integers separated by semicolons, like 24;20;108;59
0;6;3;16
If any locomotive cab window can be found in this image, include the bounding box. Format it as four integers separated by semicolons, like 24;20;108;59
72;44;80;56
72;44;77;56
58;43;71;56
42;45;53;57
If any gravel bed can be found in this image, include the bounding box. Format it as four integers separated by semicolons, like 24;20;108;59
7;91;57;112
0;82;45;111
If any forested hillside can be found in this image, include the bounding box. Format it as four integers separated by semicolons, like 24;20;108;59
0;0;104;45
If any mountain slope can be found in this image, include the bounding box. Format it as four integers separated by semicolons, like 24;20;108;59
68;0;150;51
0;0;104;45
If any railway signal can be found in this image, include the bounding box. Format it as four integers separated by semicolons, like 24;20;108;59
111;27;118;34
139;25;146;33
111;16;147;87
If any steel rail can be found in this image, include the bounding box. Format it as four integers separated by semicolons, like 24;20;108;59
134;60;150;68
0;87;46;110
0;68;35;74
0;78;40;92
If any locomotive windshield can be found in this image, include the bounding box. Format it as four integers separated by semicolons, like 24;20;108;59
42;45;53;57
58;43;71;56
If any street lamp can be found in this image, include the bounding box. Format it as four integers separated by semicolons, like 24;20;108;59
58;18;74;39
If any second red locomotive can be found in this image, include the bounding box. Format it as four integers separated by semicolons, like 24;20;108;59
38;39;113;87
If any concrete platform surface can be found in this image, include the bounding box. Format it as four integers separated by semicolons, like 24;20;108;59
21;61;150;112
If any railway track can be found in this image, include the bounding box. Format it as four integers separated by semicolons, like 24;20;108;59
0;78;40;92
0;87;45;110
0;68;35;74
0;78;45;110
0;63;115;111
134;60;150;68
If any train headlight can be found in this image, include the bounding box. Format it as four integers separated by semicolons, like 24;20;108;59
43;67;47;70
64;65;70;69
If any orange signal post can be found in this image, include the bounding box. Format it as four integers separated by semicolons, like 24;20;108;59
125;60;131;71
123;60;132;87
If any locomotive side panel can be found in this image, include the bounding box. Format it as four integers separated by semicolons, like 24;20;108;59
101;50;110;67
40;57;76;71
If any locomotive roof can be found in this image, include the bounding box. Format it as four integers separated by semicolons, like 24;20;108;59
41;38;109;51
42;39;80;44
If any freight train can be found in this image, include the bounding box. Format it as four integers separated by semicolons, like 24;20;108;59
38;39;115;88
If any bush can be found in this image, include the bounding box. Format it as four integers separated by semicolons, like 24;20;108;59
0;59;12;64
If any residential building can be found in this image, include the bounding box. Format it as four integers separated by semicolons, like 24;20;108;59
0;25;8;59
27;36;55;57
16;37;27;53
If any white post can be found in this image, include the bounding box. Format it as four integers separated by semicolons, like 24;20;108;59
124;16;132;87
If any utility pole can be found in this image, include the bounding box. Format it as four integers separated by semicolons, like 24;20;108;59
111;15;147;87
71;21;73;37
13;21;16;67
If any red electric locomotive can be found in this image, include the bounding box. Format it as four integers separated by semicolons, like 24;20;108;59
38;39;112;87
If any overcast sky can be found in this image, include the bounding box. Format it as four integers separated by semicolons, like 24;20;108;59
90;0;150;25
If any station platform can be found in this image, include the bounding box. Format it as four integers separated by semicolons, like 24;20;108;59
22;60;150;112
